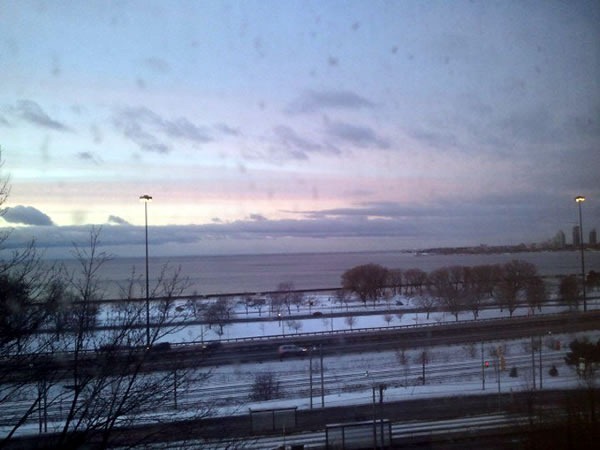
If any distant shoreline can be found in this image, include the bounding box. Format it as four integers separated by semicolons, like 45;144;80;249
419;243;600;256
42;243;599;262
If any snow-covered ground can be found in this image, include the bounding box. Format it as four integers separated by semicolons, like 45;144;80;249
4;293;598;441
156;292;597;344
108;293;599;419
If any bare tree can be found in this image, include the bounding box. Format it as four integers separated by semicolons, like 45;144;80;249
0;147;10;214
1;228;213;449
250;372;281;401
395;346;411;385
462;265;497;320
186;292;206;320
269;281;302;315
344;314;357;330
559;275;581;311
335;288;351;311
306;294;317;313
469;264;502;299
525;275;546;313
251;297;266;316
383;313;394;326
447;265;465;290
587;270;600;292
415;349;430;385
495;260;538;317
0;153;67;441
428;267;463;321
403;268;427;295
287;320;303;334
341;263;389;306
414;294;437;319
204;296;234;336
387;269;403;296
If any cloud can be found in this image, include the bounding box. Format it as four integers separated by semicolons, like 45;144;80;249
113;107;212;153
90;124;104;144
286;89;375;114
2;205;54;226
107;215;130;225
270;125;338;160
115;112;169;153
11;100;69;131
408;128;459;150
325;121;389;149
248;214;267;221
1;188;594;257
77;151;101;164
497;107;557;144
142;57;170;73
215;123;241;136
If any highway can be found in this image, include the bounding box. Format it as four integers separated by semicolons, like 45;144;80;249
2;310;598;448
4;309;599;383
0;346;572;428
0;313;597;444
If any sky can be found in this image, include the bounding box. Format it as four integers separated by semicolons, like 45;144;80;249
0;0;599;258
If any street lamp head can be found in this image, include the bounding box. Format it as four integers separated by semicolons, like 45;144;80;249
139;194;153;202
575;195;585;203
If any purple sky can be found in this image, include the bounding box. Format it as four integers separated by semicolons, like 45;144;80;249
1;1;599;257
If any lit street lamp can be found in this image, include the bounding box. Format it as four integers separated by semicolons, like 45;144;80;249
575;195;586;312
140;194;153;346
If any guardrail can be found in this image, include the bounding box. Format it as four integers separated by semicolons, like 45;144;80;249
8;307;600;360
169;309;600;347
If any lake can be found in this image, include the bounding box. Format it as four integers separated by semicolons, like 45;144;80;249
54;249;600;298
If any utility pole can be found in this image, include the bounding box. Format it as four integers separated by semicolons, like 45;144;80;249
481;342;486;391
320;345;325;408
309;347;313;409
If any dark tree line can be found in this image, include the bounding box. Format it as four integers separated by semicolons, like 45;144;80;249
339;259;592;319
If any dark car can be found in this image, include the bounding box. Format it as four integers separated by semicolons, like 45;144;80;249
148;342;171;352
98;344;130;353
201;341;222;352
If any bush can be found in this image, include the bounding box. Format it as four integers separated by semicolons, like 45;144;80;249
250;372;281;401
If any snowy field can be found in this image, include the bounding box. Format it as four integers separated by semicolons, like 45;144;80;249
139;293;600;419
125;292;599;419
148;292;598;344
4;293;598;440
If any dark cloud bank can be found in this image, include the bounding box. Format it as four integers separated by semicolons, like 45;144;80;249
2;192;594;258
2;205;54;226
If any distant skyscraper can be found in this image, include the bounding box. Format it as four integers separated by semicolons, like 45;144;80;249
590;228;597;245
573;225;581;246
553;230;566;248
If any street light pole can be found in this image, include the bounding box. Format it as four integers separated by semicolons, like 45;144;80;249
140;194;153;347
575;196;586;312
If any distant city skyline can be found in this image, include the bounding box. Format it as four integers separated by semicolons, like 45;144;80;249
551;226;598;249
1;1;599;258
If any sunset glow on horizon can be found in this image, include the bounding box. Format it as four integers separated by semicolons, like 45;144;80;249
1;0;598;257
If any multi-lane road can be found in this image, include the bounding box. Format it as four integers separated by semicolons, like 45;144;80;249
5;309;599;384
3;309;599;449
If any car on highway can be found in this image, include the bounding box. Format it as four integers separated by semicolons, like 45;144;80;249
201;341;222;352
278;344;307;358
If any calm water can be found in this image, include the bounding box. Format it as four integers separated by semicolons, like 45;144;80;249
55;250;600;298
